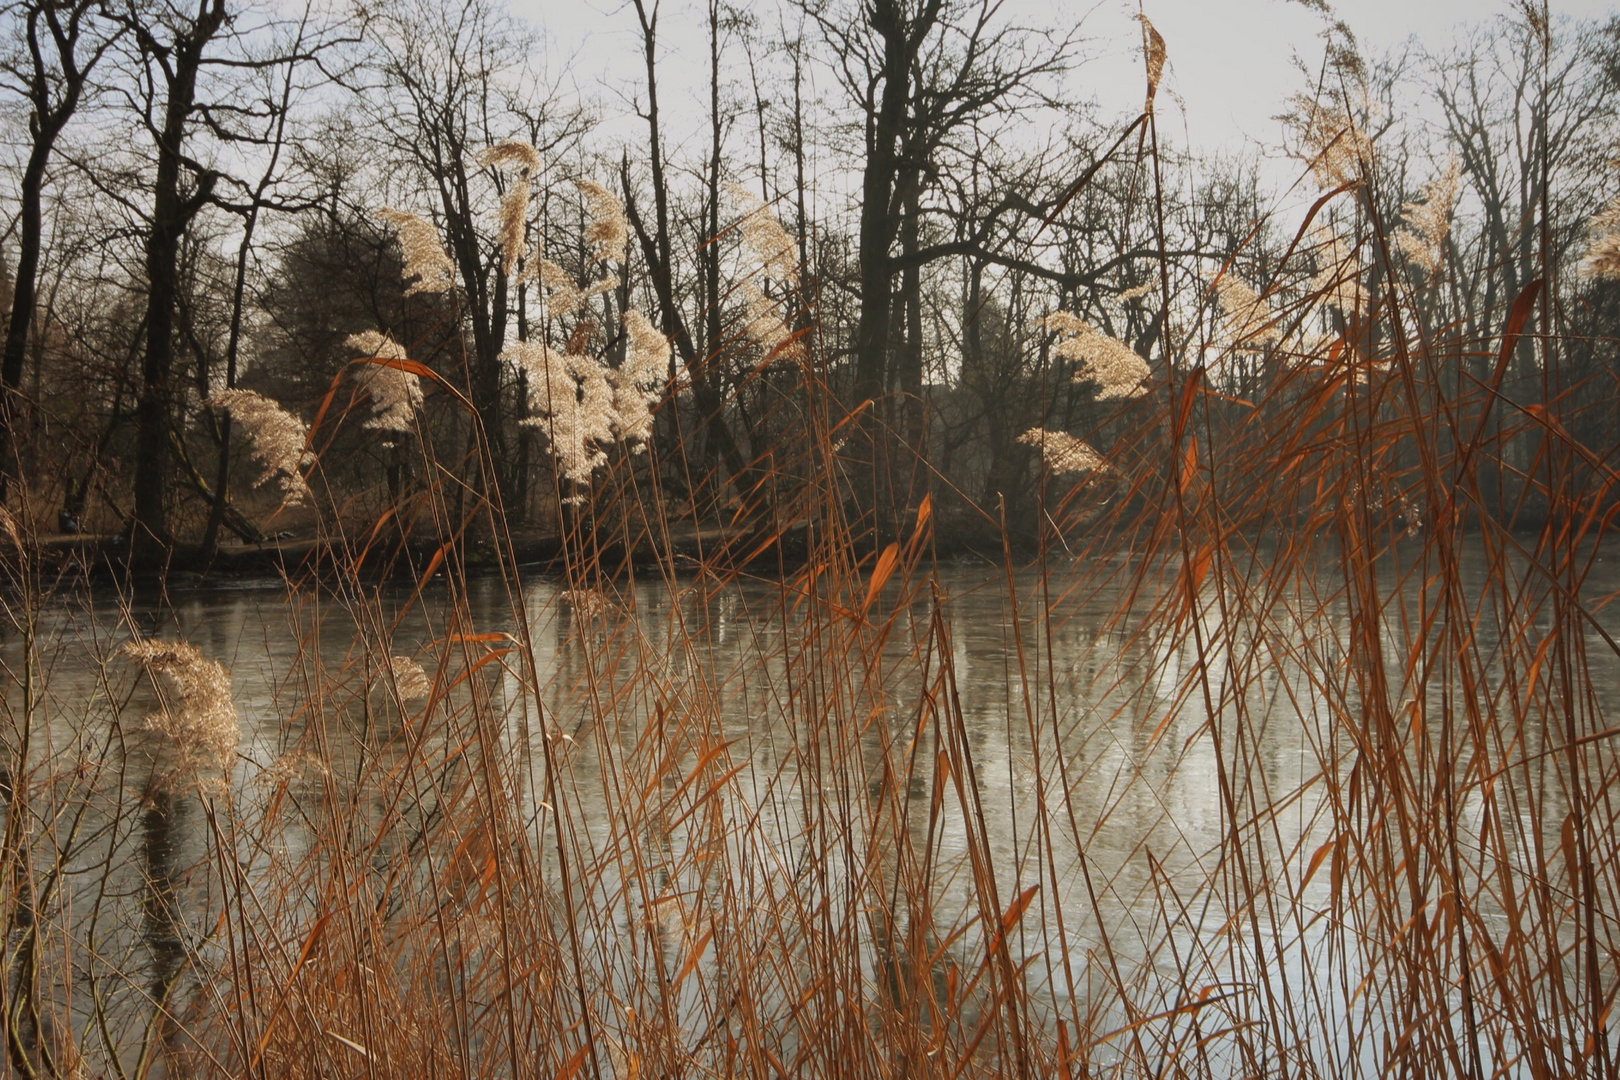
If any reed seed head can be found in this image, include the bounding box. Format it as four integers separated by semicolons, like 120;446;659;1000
1139;14;1166;108
511;339;613;484
346;332;423;433
576;179;629;264
1307;225;1365;316
1581;196;1620;279
377;207;456;295
1211;273;1280;350
1392;158;1460;274
476;140;542;174
204;388;313;505
729;184;800;285
120;639;240;792
623;309;670;388
1018;427;1109;475
614;310;670;449
479;142;541;276
388;655;431;701
1040;312;1150;398
534;259;585;319
741;282;804;365
495;185;529;277
1282;93;1374;189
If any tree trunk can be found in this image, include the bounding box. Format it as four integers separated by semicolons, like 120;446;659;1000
204;32;300;559
623;0;749;516
201;223;253;558
0;141;51;502
850;0;935;407
130;0;226;562
511;280;532;527
898;185;925;476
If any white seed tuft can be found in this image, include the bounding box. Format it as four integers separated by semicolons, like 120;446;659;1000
205;389;313;505
576;179;628;265
120;639;240;792
1018;428;1109;476
345;332;423;433
377;208;456;295
729;184;800;285
1039;312;1150;398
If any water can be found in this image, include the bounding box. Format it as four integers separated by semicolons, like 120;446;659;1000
4;545;1619;1075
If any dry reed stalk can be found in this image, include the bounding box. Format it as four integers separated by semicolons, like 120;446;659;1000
9;114;1620;1080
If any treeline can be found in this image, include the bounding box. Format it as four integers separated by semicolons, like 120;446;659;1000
0;0;1617;565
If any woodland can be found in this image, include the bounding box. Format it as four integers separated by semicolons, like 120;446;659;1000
0;0;1614;568
3;1;1620;1077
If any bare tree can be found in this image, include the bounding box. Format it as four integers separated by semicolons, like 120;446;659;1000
120;0;231;558
799;0;1077;536
1429;15;1618;346
0;0;116;503
804;0;1072;406
199;3;347;556
359;0;581;514
619;0;750;514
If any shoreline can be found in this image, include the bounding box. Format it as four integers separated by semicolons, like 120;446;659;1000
10;517;1030;585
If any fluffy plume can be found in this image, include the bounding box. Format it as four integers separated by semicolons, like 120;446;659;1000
729;184;800;284
1392;159;1460;274
1211;273;1281;350
1581;196;1620;279
1040;312;1150;399
509;311;665;479
614;311;670;448
623;310;671;387
388;656;431;701
255;749;331;790
1138;14;1166;109
540;386;607;487
572;357;618;449
480;142;541;276
1117;281;1156;303
741;282;804;364
494;186;529;277
510;340;607;485
534;259;585;319
346;329;407;362
353;367;423;433
1308;225;1365;316
1018;428;1109;476
477;140;541;174
377;208;455;295
205;389;312;505
612;383;655;448
507;339;568;415
1282;94;1373;189
346;332;423;433
576;179;628;264
120;639;239;790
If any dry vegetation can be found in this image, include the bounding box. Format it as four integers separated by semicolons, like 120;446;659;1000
3;4;1620;1079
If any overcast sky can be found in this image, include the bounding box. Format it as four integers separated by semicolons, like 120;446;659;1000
513;0;1618;165
1086;0;1616;149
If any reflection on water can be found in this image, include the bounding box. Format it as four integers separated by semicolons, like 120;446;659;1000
141;790;189;1074
2;546;1618;1073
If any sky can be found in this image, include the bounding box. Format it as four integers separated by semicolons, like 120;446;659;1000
1084;0;1616;151
511;0;1619;166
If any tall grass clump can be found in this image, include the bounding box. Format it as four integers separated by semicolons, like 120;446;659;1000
2;95;1619;1080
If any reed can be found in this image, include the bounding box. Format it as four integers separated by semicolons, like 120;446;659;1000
2;115;1617;1080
